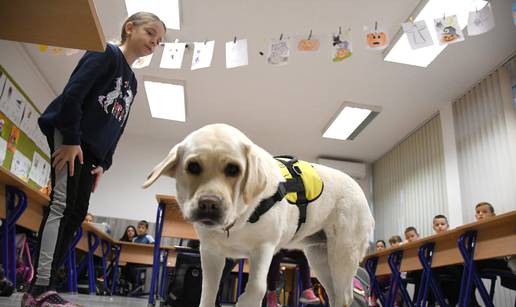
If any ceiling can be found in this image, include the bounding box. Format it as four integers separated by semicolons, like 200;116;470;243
22;0;516;163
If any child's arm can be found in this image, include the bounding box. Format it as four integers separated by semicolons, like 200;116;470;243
56;48;113;145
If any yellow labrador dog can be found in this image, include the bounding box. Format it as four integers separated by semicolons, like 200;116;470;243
143;124;374;307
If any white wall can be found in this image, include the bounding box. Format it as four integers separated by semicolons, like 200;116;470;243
0;40;55;111
89;133;178;221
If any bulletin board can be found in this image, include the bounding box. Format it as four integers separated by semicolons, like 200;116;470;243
0;65;51;190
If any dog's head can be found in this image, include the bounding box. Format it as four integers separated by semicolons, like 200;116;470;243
143;124;278;230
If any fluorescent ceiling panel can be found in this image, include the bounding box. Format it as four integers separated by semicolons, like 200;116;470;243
144;80;185;122
125;0;180;30
323;104;379;141
384;0;488;67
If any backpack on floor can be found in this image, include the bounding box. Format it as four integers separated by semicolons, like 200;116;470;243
15;233;34;291
352;267;370;307
166;252;202;307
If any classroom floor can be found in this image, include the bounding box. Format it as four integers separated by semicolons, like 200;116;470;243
0;292;236;306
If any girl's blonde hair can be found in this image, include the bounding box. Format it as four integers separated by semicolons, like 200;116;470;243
120;12;166;45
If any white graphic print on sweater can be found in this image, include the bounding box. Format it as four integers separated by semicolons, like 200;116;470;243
97;77;134;125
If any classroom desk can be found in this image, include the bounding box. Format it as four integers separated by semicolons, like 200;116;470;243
363;210;516;307
149;194;249;306
0;166;49;288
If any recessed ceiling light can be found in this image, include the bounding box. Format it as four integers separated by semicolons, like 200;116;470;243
125;0;180;30
144;79;185;122
323;103;380;140
384;0;488;67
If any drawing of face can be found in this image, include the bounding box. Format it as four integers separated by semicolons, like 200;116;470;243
367;32;387;48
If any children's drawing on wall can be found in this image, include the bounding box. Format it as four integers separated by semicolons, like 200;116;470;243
0;80;26;126
132;53;153;69
332;28;352;62
512;1;516;27
364;22;389;50
7;126;20;152
434;15;464;45
20;102;38;140
0;137;6;165
468;4;495;36
402;20;434;50
225;38;249;69
160;42;186;69
191;41;215;70
268;37;290;65
29;152;51;187
11;150;31;181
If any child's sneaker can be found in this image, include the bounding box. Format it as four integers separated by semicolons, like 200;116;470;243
266;290;281;307
299;288;320;305
35;291;81;307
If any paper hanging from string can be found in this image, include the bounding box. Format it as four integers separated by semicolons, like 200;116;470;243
226;39;249;69
267;38;290;65
468;4;495;36
160;42;186;69
364;25;389;51
332;30;352;62
132;54;153;69
297;35;320;52
191;41;215;70
434;15;464;45
402;20;434;50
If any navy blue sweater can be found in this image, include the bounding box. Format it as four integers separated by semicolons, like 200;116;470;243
39;44;137;171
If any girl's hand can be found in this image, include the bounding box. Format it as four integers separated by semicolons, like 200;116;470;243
52;145;83;176
91;166;104;193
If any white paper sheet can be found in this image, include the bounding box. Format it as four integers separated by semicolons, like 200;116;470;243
11;150;31;181
191;41;215;70
29;151;50;187
332;31;353;62
225;39;249;69
267;38;290;65
468;5;495;36
434;15;465;45
19;102;38;140
33;128;50;157
0;80;26;125
0;138;6;165
132;54;153;69
402;20;434;50
160;42;186;69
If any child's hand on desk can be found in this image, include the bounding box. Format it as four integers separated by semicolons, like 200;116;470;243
91;166;104;192
52;145;83;176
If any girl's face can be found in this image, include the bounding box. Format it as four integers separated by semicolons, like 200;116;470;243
84;214;93;223
127;227;135;239
125;21;166;57
375;241;385;250
405;230;419;242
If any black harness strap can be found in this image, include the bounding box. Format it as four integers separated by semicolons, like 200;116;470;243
248;156;310;232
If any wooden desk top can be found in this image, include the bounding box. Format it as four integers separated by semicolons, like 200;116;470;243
0;0;106;51
0;167;49;231
156;194;198;240
364;210;516;276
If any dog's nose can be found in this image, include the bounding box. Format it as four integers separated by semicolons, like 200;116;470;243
197;195;222;213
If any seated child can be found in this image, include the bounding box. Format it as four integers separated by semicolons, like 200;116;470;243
388;235;403;247
84;213;94;223
120;225;137;242
404;226;421;303
132;220;154;244
473;202;515;291
430;214;462;306
266;249;320;307
375;240;386;251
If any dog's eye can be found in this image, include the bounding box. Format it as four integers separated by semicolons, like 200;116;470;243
224;163;240;177
186;161;202;175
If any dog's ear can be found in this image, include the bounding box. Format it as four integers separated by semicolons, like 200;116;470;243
241;143;269;204
142;143;183;188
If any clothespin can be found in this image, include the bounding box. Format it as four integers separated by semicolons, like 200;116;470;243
374;21;378;32
409;16;414;24
279;33;283;41
233;36;237;44
204;39;208;45
307;29;312;40
339;26;342;35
